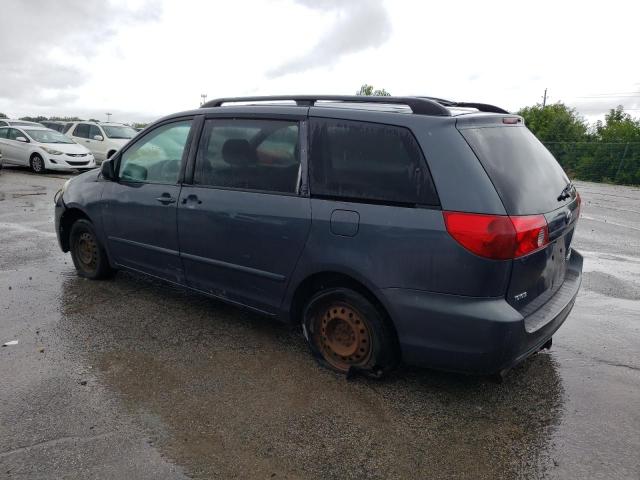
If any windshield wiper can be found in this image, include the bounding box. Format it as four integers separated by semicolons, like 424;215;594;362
557;182;574;201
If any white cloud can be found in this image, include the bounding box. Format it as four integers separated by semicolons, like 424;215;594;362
267;0;392;78
0;0;638;124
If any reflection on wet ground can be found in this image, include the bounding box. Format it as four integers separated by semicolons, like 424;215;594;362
1;170;639;479
58;272;563;479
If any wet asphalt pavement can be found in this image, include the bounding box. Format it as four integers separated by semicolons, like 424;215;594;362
0;167;638;479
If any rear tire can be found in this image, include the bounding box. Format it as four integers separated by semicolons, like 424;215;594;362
69;219;113;279
302;288;398;378
30;154;45;174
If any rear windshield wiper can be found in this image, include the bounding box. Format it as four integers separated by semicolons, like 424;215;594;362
557;182;574;201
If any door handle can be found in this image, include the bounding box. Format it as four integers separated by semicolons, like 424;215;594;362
156;194;176;205
181;194;202;205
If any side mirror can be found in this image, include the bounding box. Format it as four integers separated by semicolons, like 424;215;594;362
16;136;28;143
93;135;104;141
101;159;115;181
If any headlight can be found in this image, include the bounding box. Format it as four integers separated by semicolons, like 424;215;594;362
55;178;72;204
43;147;63;155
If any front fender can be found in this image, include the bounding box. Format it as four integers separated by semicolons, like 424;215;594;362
56;169;107;250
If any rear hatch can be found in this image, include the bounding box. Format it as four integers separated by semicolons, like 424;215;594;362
457;117;580;312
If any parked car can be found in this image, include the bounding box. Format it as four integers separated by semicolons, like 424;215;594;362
40;121;72;133
0;126;95;173
0;119;42;128
65;121;137;164
54;95;583;377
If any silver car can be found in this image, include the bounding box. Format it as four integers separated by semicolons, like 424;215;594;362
0;126;96;173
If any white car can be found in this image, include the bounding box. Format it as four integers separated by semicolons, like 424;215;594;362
0;126;96;173
65;121;137;164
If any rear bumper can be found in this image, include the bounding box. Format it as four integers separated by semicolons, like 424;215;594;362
382;250;583;374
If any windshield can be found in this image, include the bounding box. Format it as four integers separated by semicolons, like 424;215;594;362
43;123;67;133
25;129;75;144
102;125;137;139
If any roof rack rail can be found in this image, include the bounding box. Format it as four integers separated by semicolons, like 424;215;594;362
418;96;510;114
202;95;451;116
453;102;510;114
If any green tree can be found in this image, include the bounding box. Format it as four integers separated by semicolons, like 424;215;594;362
0;112;7;119
50;116;83;121
588;106;640;184
517;103;589;176
595;106;640;143
19;115;47;122
356;84;391;96
517;103;588;143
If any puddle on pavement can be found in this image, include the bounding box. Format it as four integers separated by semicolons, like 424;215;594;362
55;273;564;479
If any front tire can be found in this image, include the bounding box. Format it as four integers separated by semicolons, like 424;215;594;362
303;288;398;377
30;154;45;174
69;219;113;279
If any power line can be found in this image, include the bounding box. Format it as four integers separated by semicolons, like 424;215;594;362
576;91;640;96
575;94;640;99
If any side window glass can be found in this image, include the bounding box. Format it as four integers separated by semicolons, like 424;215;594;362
309;118;439;206
0;128;7;139
89;125;102;139
194;119;300;194
8;129;21;141
118;120;192;184
74;123;89;139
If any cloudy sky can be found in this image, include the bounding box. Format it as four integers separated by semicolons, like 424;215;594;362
1;0;638;124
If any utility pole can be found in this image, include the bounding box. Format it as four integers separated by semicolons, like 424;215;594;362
542;88;548;108
200;94;207;106
106;112;112;122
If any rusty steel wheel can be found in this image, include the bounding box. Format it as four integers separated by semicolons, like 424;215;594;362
76;232;98;272
69;219;114;280
304;287;398;377
314;302;373;371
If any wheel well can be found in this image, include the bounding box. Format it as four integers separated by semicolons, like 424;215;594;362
290;271;399;339
30;152;42;161
59;208;90;252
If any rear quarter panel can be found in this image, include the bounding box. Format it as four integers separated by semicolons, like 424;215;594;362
287;199;512;299
283;109;514;317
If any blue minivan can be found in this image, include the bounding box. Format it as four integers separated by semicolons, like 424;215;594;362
54;96;582;377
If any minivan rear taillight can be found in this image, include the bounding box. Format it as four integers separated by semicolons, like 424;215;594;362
443;212;549;260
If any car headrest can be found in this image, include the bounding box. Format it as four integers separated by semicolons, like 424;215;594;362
222;138;257;167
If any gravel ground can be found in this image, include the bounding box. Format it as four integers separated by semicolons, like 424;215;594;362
0;167;638;479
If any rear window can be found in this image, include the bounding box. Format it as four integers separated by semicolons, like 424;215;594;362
309;118;439;206
460;126;570;215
